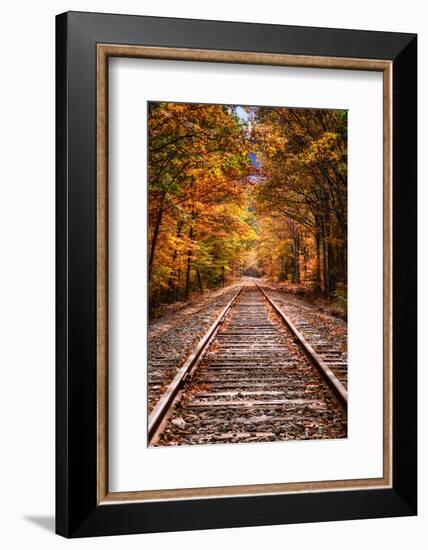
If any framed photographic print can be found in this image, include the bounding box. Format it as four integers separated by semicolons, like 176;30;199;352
56;11;417;538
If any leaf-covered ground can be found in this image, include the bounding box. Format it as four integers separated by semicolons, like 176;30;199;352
148;279;347;415
155;284;346;447
261;282;348;359
148;282;241;412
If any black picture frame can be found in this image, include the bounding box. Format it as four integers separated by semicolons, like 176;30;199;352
56;11;417;538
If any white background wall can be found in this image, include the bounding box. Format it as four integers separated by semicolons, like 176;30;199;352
0;1;424;547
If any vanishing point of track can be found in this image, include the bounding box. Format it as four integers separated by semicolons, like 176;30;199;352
148;282;347;446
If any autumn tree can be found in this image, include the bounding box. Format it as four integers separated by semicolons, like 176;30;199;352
148;102;256;307
250;106;347;297
148;102;347;311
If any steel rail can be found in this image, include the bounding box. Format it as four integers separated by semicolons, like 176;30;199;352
255;283;348;410
148;286;243;444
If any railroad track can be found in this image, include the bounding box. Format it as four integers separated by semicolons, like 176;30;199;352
259;287;348;389
148;283;347;447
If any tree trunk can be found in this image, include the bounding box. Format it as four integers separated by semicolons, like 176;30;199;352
292;229;300;284
314;214;322;292
326;213;335;293
196;268;204;294
321;218;330;297
315;233;321;291
303;245;308;284
175;267;182;302
148;191;166;279
184;226;194;301
328;241;335;293
167;220;183;302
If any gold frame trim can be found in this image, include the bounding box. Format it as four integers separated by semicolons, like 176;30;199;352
96;44;393;505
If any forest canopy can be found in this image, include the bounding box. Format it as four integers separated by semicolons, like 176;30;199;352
148;102;347;309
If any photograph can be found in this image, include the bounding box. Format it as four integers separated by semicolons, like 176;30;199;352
147;101;348;447
0;0;421;544
50;7;417;541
